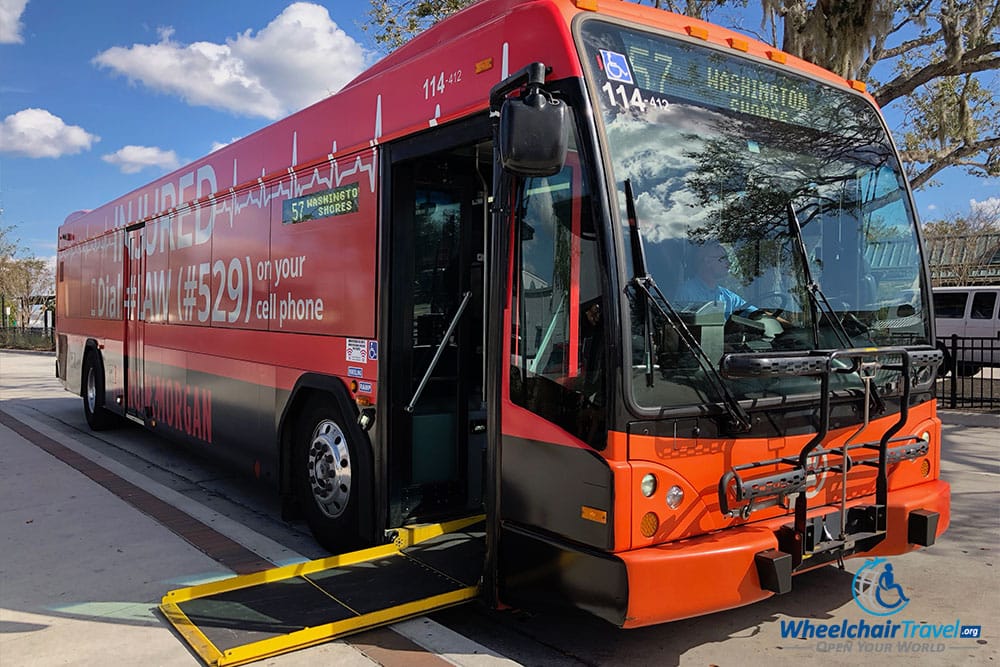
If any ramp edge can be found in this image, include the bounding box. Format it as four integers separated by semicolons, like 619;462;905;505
161;542;401;604
213;585;479;667
160;601;225;667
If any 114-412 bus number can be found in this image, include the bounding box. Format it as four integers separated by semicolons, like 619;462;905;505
422;70;462;99
602;82;670;112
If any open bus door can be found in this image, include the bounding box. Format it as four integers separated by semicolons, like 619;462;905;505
384;120;492;529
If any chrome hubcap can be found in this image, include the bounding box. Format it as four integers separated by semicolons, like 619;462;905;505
307;419;351;519
86;367;97;414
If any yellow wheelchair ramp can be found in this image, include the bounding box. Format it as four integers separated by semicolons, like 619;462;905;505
160;516;484;666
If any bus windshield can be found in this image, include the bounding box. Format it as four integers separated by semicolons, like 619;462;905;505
579;20;931;409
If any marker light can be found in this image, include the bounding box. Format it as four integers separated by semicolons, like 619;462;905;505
641;473;658;497
666;485;684;509
640;512;659;538
685;25;709;40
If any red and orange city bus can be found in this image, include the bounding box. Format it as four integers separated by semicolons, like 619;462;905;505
57;0;948;628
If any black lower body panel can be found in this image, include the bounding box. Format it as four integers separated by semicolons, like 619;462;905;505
498;523;628;627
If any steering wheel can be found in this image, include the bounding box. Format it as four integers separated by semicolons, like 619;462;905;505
732;292;788;320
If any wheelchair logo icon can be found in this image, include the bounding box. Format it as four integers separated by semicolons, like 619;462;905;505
852;558;910;616
600;50;634;85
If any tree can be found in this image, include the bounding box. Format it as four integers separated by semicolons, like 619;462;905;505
364;0;999;191
3;257;53;328
761;0;999;189
0;225;20;326
364;0;473;49
0;225;54;328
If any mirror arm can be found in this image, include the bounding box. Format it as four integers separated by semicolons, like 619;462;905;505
489;62;551;112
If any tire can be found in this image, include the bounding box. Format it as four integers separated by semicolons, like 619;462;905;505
293;396;370;553
82;352;117;431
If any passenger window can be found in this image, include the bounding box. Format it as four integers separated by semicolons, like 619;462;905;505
971;292;996;319
933;293;968;318
509;140;606;448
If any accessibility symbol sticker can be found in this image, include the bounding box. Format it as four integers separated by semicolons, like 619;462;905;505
368;340;379;361
600;49;634;85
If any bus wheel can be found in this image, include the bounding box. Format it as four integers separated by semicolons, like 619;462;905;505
294;397;366;553
83;352;116;431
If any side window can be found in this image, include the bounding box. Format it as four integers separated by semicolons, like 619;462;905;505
933;292;968;319
970;292;996;319
510;138;606;447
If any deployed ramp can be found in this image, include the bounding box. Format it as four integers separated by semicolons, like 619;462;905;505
160;516;484;666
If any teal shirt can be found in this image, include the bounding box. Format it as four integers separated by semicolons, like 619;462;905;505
677;278;755;319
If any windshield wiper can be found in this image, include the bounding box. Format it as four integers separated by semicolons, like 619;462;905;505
785;201;854;349
785;201;885;414
625;179;752;432
625;179;656;389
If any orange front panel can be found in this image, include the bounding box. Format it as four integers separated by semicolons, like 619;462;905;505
620;402;941;550
622;526;777;627
619;477;950;627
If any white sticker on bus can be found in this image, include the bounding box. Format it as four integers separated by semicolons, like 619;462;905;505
346;339;368;363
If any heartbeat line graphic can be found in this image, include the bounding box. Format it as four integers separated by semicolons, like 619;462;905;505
101;126;378;234
215;136;376;229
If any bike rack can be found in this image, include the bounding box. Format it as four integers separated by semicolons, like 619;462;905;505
718;346;943;569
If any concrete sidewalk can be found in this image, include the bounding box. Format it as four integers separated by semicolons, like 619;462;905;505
0;354;384;667
0;411;380;666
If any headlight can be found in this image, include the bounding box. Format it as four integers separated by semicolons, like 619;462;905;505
666;485;684;509
640;473;657;498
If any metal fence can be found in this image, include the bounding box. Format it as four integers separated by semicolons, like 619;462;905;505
937;334;1000;411
0;327;55;351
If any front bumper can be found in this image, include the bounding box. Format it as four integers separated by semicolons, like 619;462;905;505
618;479;949;628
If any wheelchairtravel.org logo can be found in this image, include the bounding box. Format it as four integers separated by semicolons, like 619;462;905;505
779;558;982;654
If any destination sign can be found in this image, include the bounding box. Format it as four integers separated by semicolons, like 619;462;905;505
283;182;360;224
583;21;877;130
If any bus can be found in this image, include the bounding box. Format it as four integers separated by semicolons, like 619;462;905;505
57;0;948;629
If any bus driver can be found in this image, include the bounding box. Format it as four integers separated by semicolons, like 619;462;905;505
677;242;757;319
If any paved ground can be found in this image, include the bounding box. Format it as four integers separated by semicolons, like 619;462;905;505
1;349;997;666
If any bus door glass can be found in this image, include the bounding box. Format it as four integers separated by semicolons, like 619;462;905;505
508;147;606;447
388;137;491;525
125;226;144;418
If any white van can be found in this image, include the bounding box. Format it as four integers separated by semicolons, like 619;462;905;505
933;286;1000;375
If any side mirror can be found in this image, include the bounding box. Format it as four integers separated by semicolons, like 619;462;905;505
499;90;569;177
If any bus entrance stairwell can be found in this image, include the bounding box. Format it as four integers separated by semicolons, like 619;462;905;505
718;346;944;589
386;133;492;528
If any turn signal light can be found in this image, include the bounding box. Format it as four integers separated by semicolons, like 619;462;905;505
640;512;659;537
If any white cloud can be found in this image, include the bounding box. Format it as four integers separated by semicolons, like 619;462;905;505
926;204;937;211
0;0;28;44
0;108;99;158
92;3;366;120
102;145;180;174
210;136;242;153
970;197;1000;216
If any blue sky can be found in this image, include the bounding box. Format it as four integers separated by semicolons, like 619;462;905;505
1;0;997;262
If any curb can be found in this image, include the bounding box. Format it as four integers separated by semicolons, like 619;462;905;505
938;410;1000;428
0;348;56;356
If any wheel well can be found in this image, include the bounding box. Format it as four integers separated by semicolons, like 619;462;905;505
277;376;376;543
277;378;360;498
81;340;101;398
